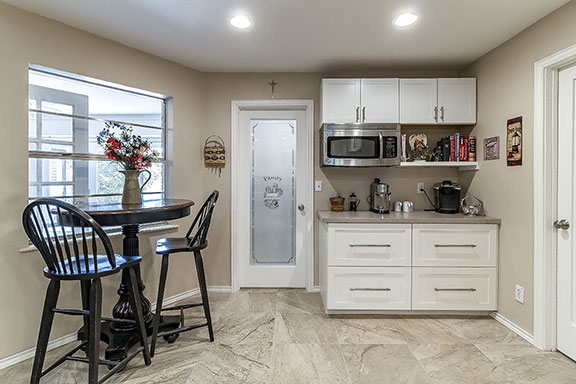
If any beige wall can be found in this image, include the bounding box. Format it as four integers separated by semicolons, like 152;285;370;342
460;0;576;334
200;71;465;287
0;3;205;360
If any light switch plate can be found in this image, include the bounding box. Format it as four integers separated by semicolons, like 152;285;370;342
315;181;322;192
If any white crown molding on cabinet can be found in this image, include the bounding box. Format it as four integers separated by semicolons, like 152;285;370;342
533;42;576;351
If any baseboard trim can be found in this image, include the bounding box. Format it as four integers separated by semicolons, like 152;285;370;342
491;312;534;345
310;286;320;293
0;286;232;371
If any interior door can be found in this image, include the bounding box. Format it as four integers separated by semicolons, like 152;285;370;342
238;110;307;287
399;79;438;124
321;79;361;123
437;78;477;124
360;78;399;123
557;64;576;361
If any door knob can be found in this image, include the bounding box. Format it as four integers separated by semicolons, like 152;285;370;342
298;204;305;212
554;219;570;230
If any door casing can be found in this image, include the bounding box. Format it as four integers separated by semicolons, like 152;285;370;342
231;100;315;292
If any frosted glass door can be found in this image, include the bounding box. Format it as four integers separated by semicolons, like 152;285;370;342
250;120;296;265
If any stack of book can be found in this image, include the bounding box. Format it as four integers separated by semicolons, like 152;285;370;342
438;134;476;162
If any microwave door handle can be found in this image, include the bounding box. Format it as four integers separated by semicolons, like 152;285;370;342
378;133;384;162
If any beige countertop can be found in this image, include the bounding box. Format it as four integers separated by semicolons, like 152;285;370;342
317;210;501;225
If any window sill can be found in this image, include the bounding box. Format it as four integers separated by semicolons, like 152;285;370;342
19;223;180;254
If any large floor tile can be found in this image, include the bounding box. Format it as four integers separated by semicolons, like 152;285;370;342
389;317;471;345
274;312;339;344
436;317;530;345
276;290;324;313
271;343;350;384
341;344;432;384
332;317;406;344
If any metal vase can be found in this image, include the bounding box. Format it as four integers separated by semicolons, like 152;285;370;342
120;170;151;205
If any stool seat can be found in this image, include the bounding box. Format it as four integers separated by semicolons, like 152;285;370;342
44;254;141;280
156;237;206;255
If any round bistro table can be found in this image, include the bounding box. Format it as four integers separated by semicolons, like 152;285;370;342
77;198;194;361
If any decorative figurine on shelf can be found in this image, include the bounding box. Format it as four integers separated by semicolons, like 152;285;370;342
349;193;359;211
431;140;443;162
409;133;429;162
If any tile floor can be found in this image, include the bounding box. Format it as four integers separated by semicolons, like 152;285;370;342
3;289;576;383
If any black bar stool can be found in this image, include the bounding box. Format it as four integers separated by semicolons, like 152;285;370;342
22;198;151;384
150;190;219;357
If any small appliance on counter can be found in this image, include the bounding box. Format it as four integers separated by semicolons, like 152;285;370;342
461;195;485;216
433;180;461;214
349;193;359;211
369;178;391;214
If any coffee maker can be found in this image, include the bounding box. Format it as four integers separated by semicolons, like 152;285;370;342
369;178;391;214
433;180;461;214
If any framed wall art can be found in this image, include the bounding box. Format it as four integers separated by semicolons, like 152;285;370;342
484;136;500;161
506;116;523;166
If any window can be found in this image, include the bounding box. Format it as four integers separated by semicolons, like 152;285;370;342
28;65;170;204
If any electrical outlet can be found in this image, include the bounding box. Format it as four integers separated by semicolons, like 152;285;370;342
417;182;424;194
315;180;322;192
515;285;525;304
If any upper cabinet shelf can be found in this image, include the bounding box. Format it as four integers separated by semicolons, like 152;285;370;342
400;161;479;171
321;77;476;126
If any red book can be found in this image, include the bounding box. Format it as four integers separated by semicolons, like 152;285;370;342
459;135;465;161
449;136;456;161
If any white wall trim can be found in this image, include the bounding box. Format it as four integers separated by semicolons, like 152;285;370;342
533;42;576;351
491;312;534;345
230;100;315;292
0;286;232;371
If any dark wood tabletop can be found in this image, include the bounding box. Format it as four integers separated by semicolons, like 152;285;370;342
76;198;195;227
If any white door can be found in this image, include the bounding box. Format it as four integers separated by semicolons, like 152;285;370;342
399;79;438;124
360;78;399;123
321;79;361;123
437;78;477;125
238;110;308;287
557;64;576;360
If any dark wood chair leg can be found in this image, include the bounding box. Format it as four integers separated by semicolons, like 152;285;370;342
30;280;60;384
151;254;170;357
127;266;151;365
88;278;102;384
194;251;214;342
80;280;91;344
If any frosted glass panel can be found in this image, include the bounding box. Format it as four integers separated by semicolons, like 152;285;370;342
251;120;296;265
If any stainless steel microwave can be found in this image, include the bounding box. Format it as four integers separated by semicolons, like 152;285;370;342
321;123;401;167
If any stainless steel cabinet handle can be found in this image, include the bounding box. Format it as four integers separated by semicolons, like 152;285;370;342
356;107;360;122
435;288;477;292
434;244;477;248
349;287;391;292
440;106;445;121
434;106;438;122
298;204;305;212
554;219;570;230
362;107;366;122
349;244;391;248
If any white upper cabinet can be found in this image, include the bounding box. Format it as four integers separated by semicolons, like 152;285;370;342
437;78;477;124
360;79;399;123
321;79;361;124
399;79;438;124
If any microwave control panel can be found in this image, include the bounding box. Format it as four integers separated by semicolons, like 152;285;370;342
383;137;397;159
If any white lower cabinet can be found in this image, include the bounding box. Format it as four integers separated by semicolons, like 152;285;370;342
326;267;411;310
320;222;498;313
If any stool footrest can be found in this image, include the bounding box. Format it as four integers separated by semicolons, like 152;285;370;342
161;302;203;312
66;355;118;367
98;347;144;384
52;308;136;324
41;341;87;378
156;323;208;338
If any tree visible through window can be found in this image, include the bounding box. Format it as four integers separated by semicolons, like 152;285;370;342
28;65;169;205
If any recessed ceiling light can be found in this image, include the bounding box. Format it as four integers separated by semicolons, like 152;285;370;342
229;15;252;29
392;13;418;27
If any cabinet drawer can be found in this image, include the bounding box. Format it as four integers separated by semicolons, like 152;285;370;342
412;267;497;310
326;267;411;310
413;224;497;267
329;224;411;266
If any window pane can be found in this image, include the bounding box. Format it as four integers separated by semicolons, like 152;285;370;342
29;158;165;198
29;70;164;127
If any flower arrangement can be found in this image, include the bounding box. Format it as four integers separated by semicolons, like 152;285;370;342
96;122;159;170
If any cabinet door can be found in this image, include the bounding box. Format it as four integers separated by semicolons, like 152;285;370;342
437;78;476;124
400;79;438;124
321;79;361;124
360;79;399;123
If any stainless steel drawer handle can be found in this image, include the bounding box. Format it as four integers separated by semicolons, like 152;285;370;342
434;244;477;248
349;288;391;292
434;288;477;292
349;244;391;248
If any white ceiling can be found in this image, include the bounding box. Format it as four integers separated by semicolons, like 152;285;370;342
3;0;571;72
